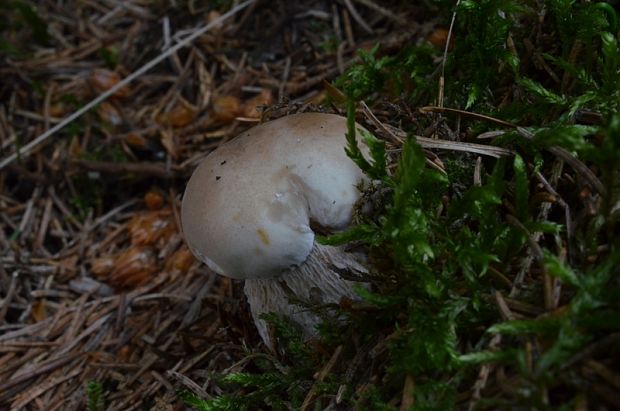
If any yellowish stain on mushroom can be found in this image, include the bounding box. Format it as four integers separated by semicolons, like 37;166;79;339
232;212;242;223
256;228;270;245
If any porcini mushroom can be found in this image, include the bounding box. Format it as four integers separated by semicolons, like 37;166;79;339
181;112;368;346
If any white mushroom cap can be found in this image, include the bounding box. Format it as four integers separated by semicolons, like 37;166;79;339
181;113;367;280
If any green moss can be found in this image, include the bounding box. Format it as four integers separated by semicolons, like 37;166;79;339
86;381;105;411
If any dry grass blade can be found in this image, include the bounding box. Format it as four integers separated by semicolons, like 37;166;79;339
389;126;512;158
421;107;605;194
438;0;461;108
300;345;343;410
420;106;517;128
414;136;512;158
360;102;512;157
515;127;606;195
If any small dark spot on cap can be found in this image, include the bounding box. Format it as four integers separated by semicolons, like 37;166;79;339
220;160;227;165
332;200;336;204
216;176;221;181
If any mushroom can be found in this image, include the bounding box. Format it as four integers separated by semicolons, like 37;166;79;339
181;112;368;346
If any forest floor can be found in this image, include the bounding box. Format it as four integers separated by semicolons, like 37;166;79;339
1;1;619;410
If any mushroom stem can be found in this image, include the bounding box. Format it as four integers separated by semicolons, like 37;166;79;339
244;242;366;348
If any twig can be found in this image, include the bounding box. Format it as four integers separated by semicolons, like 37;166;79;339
516;127;605;196
0;272;18;324
279;57;292;103
400;374;415;411
494;291;517;321
563;332;620;369
534;169;573;261
586;360;620;391
342;0;374;34
359;101;403;143
342;7;355;46
473;156;482;186
301;345;343;410
468;333;501;411
181;273;216;327
438;0;461;108
506;214;544;262
70;159;180;179
168;370;212;400
34;197;54;252
481;293;544;316
508;159;564;299
352;0;407;25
